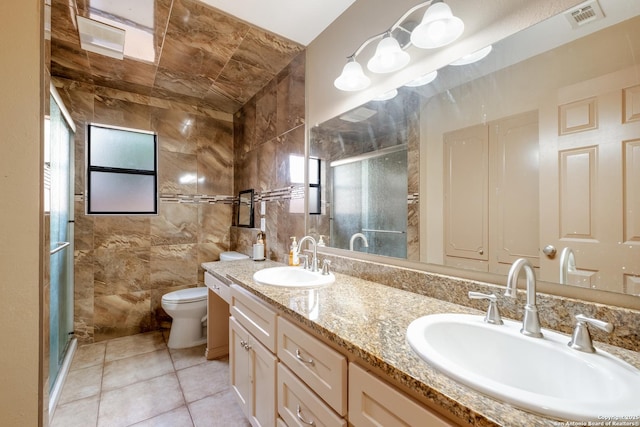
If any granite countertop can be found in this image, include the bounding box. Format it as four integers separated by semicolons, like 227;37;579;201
202;259;640;427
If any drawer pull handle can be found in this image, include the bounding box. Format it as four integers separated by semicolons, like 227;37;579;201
295;348;314;365
296;404;315;426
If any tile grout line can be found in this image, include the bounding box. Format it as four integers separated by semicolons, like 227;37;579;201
95;341;107;427
166;331;197;427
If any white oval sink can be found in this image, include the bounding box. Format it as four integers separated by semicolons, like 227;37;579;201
407;313;640;421
253;266;335;288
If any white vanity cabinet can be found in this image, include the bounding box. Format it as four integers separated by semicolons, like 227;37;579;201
348;363;455;427
215;276;459;427
230;285;278;427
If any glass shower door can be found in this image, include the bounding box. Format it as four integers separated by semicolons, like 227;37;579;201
48;92;74;390
331;147;407;258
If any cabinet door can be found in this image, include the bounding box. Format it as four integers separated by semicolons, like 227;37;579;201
251;332;278;427
348;364;455;427
443;124;489;264
230;317;251;420
231;316;278;427
489;110;540;273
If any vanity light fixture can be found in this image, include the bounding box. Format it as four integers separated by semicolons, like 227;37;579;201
410;0;464;49
404;70;438;87
334;0;464;92
334;57;371;91
450;45;493;66
367;32;411;74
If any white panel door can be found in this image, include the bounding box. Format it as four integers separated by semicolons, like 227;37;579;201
539;67;640;293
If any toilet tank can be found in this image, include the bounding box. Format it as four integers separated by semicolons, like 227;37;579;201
220;251;249;261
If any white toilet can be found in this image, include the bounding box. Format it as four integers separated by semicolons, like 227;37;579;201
162;251;249;349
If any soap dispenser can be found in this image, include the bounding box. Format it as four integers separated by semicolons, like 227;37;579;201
253;232;265;261
317;235;326;247
289;236;299;266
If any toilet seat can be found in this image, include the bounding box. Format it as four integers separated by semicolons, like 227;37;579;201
162;287;207;304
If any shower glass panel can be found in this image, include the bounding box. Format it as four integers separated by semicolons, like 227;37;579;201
331;148;407;258
48;91;74;391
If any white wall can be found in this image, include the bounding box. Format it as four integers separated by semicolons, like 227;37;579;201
0;0;44;424
306;0;584;126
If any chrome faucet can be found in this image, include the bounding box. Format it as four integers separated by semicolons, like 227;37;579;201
296;236;318;272
505;258;543;338
559;247;576;285
349;232;369;251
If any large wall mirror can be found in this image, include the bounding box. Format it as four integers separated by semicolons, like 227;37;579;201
308;0;640;298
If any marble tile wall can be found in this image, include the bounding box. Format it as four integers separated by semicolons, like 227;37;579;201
50;0;304;115
232;52;306;263
54;77;235;343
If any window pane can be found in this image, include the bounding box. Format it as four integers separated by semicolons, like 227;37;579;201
89;171;156;213
90;126;155;171
289;154;305;184
309;186;321;214
309;157;320;185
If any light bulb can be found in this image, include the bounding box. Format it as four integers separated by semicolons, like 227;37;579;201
367;34;410;74
410;2;464;49
334;59;371;91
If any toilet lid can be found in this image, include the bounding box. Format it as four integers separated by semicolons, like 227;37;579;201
162;287;207;303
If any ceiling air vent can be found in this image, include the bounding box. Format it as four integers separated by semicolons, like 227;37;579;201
339;107;377;123
76;15;126;60
564;0;605;29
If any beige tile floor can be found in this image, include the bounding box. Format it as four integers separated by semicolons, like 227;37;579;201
51;331;251;427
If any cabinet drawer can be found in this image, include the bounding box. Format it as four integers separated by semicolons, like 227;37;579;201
348;363;455;427
278;363;346;427
277;317;347;416
205;272;230;304
230;284;277;352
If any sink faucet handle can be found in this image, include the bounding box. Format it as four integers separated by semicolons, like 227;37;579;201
321;259;331;275
298;254;309;270
468;292;504;325
568;314;614;353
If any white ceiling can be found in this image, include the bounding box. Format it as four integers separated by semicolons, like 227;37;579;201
198;0;356;46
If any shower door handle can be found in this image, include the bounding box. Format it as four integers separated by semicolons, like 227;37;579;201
50;241;70;255
361;228;405;234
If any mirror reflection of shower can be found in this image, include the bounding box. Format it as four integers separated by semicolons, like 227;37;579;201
330;144;407;258
349;233;369;251
559;247;576;285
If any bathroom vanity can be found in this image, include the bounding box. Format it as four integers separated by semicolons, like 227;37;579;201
202;259;640;426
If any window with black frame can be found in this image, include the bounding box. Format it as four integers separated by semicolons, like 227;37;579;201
86;124;158;215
